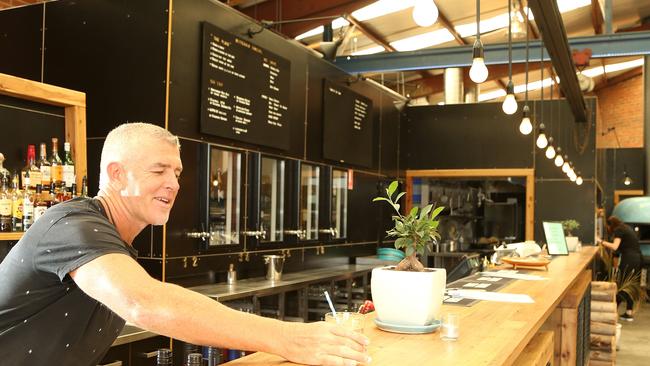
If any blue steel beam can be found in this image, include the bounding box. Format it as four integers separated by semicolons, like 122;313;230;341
333;31;650;74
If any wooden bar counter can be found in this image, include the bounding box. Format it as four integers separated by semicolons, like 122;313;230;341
224;246;598;366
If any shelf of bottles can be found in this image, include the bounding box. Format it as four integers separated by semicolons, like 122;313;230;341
0;138;88;241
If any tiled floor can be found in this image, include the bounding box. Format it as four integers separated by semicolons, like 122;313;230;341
616;300;650;365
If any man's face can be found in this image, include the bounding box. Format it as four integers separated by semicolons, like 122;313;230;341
121;140;182;226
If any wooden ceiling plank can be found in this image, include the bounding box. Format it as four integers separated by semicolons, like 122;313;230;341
591;0;604;34
345;14;395;52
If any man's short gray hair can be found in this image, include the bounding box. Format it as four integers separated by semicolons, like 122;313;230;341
99;122;180;189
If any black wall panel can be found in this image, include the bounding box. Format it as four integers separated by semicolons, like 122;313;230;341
347;172;382;243
43;0;168;138
535;180;596;244
600;147;645;215
379;99;401;178
403;102;534;169
168;0;309;159
0;4;43;81
0;94;65;174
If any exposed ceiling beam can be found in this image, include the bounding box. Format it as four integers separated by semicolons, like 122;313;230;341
528;0;587;122
593;66;643;92
411;62;552;98
334;32;650;74
438;10;466;45
240;0;375;39
516;0;539;39
591;0;605;34
345;14;395;52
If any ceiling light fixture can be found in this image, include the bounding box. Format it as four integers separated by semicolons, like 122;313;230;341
502;0;517;115
536;40;547;149
412;0;439;27
469;0;488;83
554;147;564;167
545;137;556;159
519;4;531;134
623;165;632;186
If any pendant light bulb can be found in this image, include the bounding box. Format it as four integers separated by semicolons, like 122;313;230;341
624;175;632;186
576;176;583;185
554;148;564;167
562;160;570;173
502;81;518;115
470;40;488;83
569;173;577;182
412;0;439;27
536;123;548;149
545;137;555;159
519;105;532;135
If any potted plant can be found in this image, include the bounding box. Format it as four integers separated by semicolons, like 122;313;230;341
370;181;446;326
562;219;580;251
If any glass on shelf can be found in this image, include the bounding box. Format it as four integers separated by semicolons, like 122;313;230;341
208;147;242;246
260;157;284;243
300;163;319;240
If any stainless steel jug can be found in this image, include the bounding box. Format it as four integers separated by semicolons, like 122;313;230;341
263;255;285;281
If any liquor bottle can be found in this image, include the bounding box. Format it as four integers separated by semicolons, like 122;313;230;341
0;175;12;232
48;182;58;207
186;353;202;366
49;137;63;186
156;348;173;366
0;153;10;180
11;173;23;232
205;347;221;366
22;172;34;231
38;143;52;188
21;145;42;190
33;185;48;222
81;175;88;198
62;142;75;188
71;183;78;199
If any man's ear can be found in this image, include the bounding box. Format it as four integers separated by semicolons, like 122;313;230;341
106;161;126;190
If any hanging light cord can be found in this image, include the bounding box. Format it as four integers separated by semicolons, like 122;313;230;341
508;0;512;81
524;3;529;103
539;34;544;123
476;0;480;41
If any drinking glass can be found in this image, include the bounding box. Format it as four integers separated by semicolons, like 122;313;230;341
325;311;365;333
440;313;459;341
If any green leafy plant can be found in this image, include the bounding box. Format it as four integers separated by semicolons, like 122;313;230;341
373;181;444;272
598;245;647;312
562;219;580;236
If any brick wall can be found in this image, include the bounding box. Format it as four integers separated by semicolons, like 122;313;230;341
595;73;645;148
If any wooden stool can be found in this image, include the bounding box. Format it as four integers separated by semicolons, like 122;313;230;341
515;331;555;366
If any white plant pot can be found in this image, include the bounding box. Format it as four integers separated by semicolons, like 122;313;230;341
371;266;446;326
566;236;579;252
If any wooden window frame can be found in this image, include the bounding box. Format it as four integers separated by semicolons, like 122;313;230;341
0;72;86;241
405;169;535;240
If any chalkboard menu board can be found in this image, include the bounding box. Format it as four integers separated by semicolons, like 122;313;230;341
200;22;291;150
322;80;374;168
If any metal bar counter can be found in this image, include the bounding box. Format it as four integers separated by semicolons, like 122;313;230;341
223;247;598;366
188;264;376;302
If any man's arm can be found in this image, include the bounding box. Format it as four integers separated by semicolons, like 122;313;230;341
70;253;370;366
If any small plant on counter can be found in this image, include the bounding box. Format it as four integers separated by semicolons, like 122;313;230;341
562;219;580;236
373;181;443;272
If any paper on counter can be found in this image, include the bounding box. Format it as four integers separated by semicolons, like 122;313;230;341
447;289;534;304
479;270;548;281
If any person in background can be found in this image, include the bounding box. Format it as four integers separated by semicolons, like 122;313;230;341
0;123;370;366
597;215;643;321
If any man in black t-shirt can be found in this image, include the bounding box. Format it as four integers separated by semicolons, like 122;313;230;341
0;123;370;366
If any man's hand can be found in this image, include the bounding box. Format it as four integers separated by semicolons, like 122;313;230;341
280;321;371;366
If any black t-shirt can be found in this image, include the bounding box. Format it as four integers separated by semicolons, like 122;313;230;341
0;197;138;365
612;224;642;272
